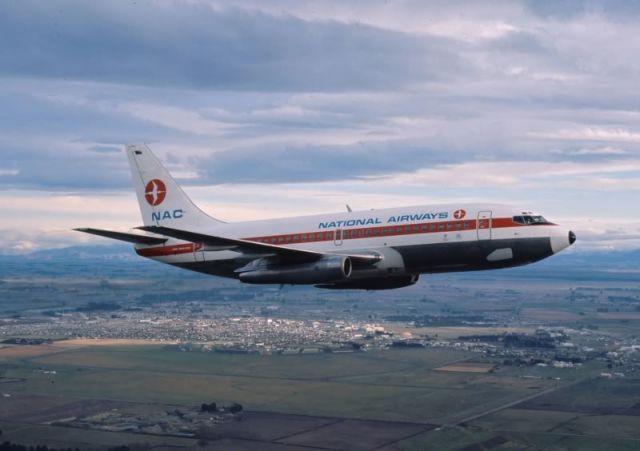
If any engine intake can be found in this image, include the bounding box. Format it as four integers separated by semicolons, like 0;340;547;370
238;255;352;285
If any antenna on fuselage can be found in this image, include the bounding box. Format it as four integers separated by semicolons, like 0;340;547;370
346;204;353;213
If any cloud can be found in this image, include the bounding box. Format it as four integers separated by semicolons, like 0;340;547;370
89;145;121;154
531;127;640;142
554;146;628;156
1;0;640;252
0;0;464;92
523;0;640;20
380;159;640;191
196;140;455;184
0;139;132;190
117;103;237;137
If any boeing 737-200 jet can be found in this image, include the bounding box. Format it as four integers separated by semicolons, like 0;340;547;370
76;144;576;290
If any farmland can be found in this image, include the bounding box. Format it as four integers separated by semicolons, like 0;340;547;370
0;340;638;450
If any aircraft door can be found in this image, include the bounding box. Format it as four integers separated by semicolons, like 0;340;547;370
477;211;492;240
194;242;206;262
334;229;343;246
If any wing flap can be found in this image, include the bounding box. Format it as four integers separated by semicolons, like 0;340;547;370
138;225;382;264
74;228;168;245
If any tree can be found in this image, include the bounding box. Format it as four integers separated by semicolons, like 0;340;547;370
228;403;243;413
200;402;217;412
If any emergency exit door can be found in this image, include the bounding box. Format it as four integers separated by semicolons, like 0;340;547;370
477;211;492;240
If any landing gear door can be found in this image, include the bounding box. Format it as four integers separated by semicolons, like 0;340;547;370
477;211;492;240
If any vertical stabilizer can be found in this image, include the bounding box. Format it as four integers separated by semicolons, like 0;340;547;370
126;144;223;228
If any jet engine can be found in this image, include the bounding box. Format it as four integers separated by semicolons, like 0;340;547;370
237;255;352;284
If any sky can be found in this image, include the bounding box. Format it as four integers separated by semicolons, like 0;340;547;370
1;0;639;254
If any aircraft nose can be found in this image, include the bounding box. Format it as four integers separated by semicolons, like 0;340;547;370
550;228;574;254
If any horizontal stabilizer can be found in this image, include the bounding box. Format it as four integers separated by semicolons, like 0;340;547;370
138;226;383;264
74;228;168;245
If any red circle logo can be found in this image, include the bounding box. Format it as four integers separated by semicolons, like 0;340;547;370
453;209;466;219
144;179;167;206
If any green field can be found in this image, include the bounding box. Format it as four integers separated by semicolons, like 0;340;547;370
10;345;521;423
0;343;638;450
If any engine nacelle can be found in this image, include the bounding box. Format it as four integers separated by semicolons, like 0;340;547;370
238;255;352;285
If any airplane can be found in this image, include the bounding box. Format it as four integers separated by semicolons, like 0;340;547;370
76;144;576;290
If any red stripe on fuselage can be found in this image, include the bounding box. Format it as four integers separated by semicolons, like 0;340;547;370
136;217;547;257
245;217;531;245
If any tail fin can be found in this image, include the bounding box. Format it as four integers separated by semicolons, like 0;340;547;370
126;144;224;228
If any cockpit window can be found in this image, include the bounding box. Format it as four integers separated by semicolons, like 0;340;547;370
513;215;549;225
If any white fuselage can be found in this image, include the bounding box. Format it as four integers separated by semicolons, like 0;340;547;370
135;203;573;281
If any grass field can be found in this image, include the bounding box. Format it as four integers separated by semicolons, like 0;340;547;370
13;345;529;423
24;345;577;424
516;378;640;414
0;342;638;449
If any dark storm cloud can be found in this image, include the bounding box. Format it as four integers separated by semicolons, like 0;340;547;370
0;0;464;92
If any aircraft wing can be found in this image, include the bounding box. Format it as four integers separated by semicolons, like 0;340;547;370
138;225;382;264
74;228;168;245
